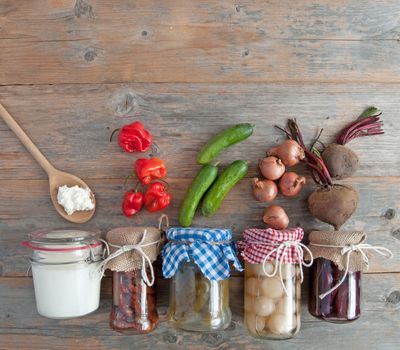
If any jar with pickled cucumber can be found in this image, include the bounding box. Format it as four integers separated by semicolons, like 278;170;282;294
238;227;310;339
162;227;243;332
168;260;231;331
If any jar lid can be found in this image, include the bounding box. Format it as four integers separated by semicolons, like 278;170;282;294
22;228;101;252
162;227;243;280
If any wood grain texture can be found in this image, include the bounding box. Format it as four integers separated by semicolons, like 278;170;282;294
0;83;399;180
1;1;400;84
0;275;399;350
1;1;400;349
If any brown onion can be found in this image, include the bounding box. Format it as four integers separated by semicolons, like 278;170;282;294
263;205;289;230
259;156;285;180
268;140;305;167
279;172;306;197
252;178;278;202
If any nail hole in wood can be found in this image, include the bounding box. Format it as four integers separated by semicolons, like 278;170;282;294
392;228;400;240
385;208;396;220
84;50;97;62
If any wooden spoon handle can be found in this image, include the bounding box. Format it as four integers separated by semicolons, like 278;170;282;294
0;104;55;176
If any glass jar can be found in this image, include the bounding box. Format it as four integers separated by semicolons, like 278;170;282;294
110;267;159;333
244;261;301;339
22;228;103;319
309;258;361;322
168;260;231;331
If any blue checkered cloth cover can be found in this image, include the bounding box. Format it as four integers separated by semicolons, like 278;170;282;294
162;227;243;280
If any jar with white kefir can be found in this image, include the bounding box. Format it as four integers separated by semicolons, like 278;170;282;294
22;228;104;319
238;227;312;339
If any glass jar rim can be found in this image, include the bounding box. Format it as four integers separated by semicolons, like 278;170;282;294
23;228;102;252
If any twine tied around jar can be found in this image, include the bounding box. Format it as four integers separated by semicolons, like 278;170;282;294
257;240;313;296
238;228;312;296
96;215;169;286
309;242;393;299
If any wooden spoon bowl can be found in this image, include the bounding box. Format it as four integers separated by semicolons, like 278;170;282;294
49;169;96;224
0;104;96;224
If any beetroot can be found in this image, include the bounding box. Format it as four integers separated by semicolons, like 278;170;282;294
276;119;359;229
308;185;358;230
322;107;383;180
322;144;359;180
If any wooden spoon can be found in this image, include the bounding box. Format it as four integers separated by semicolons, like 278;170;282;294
0;104;96;223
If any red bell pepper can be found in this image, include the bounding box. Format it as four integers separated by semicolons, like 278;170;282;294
122;190;143;217
134;158;167;185
117;121;152;153
143;182;171;212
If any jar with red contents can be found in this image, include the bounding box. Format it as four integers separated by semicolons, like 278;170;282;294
110;268;158;332
307;230;392;323
101;225;164;333
309;257;361;322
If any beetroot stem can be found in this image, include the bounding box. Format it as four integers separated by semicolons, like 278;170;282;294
274;125;293;139
281;119;333;186
336;109;384;145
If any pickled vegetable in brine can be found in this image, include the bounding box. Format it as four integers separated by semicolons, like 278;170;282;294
244;262;301;339
309;258;361;322
168;260;231;331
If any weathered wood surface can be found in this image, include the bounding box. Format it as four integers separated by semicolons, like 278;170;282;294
2;1;400;84
0;83;399;180
0;275;399;350
1;0;400;349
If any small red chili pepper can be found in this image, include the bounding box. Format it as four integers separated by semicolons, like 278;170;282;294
143;182;171;212
122;190;143;217
114;121;152;153
134;158;167;185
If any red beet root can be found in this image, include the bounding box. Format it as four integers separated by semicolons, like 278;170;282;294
322;107;383;180
308;184;358;230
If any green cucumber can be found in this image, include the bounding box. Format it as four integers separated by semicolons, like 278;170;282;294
197;123;254;164
202;160;248;217
179;164;219;227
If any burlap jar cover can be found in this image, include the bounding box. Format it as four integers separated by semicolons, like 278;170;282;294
307;230;393;298
308;231;368;272
97;215;168;286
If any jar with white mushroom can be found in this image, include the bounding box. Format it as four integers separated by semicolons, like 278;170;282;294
244;261;301;339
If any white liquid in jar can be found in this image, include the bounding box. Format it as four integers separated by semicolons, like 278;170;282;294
32;262;101;319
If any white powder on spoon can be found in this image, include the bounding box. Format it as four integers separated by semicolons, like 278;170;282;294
57;185;95;215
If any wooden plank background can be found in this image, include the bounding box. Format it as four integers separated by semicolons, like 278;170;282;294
0;1;399;349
